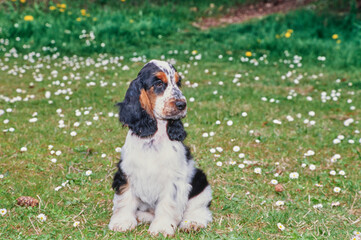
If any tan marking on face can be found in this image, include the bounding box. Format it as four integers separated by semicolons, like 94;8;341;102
139;88;158;117
155;71;168;84
174;72;179;84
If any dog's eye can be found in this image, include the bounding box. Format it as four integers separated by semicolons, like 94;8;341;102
155;80;164;88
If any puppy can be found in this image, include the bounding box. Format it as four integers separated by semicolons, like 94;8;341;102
108;60;212;236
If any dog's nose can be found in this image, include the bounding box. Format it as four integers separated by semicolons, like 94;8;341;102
175;100;186;110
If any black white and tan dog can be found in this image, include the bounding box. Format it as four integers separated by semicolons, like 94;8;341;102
108;60;212;236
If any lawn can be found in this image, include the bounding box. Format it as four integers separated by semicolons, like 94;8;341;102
0;1;361;239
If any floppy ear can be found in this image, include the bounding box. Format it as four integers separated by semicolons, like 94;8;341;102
117;78;157;137
167;119;187;142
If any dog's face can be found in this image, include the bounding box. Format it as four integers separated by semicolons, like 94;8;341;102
138;60;187;120
117;60;187;139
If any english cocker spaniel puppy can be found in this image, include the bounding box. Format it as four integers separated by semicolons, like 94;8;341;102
108;60;212;236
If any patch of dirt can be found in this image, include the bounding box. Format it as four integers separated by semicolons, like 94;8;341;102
193;0;317;30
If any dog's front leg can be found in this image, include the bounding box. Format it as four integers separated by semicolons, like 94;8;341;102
109;186;139;232
148;184;188;236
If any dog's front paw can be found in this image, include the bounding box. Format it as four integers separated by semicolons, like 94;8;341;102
148;220;176;236
109;217;137;232
179;220;205;232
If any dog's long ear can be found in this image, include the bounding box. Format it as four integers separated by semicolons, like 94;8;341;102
167;119;187;142
117;78;157;137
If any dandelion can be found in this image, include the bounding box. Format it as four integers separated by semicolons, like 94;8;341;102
254;168;262;174
20;0;26;3
332;34;338;39
24;15;34;21
80;9;87;16
49;6;56;11
0;209;7;216
76;17;82;22
277;223;285;231
245;51;252;57
73;221;80;227
289;172;299;179
285;32;291;38
37;213;47;222
333;187;341;193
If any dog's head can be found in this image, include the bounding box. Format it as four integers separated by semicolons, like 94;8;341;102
117;60;187;140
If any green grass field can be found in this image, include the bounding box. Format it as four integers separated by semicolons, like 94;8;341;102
1;1;361;239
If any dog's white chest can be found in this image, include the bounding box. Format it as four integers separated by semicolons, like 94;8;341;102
121;121;188;206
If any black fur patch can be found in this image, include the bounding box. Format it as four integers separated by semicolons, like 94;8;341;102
188;168;209;199
117;78;157;138
112;159;128;194
167;119;187;142
183;144;192;162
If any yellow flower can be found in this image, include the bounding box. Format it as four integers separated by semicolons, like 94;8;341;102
121;0;126;2
24;15;34;21
287;29;293;33
93;17;97;21
49;6;56;11
275;34;280;39
60;4;66;8
81;9;86;16
20;0;26;3
86;13;90;17
129;19;134;23
332;34;338;39
59;8;65;12
76;17;82;22
245;51;252;57
285;32;291;38
336;39;341;44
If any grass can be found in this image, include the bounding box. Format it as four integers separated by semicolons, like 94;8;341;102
1;1;361;239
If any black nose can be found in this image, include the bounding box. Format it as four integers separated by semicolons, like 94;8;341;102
175;101;186;110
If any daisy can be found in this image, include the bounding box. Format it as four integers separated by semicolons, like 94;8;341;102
333;187;341;193
270;179;278;185
115;147;122;153
216;161;222;167
73;221;80;227
20;147;27;152
85;170;92;176
227;120;233;126
275;201;285;206
254;168;262;174
277;223;285;231
37;214;47;222
233;146;240;152
309;164;316;171
0;209;7;216
238;164;245;169
289;172;299;179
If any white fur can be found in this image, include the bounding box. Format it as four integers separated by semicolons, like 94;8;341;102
109;120;212;235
